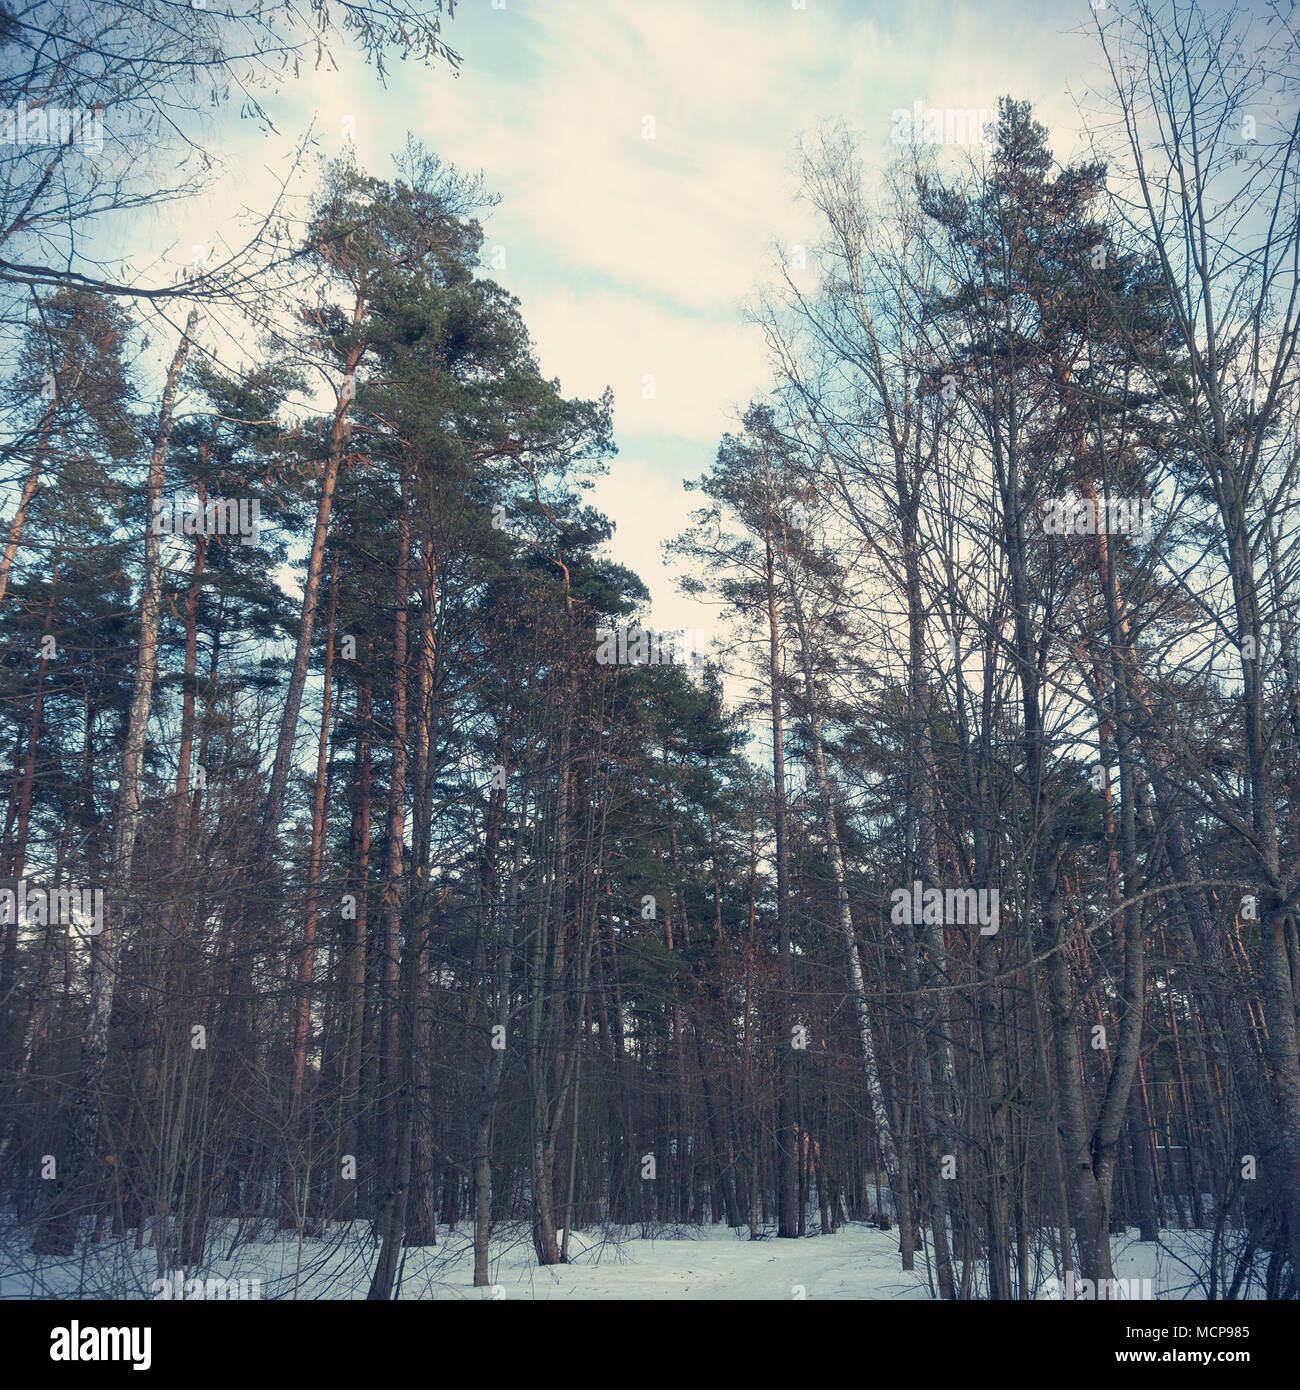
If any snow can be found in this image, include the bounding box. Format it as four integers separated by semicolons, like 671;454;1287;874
0;1218;1261;1300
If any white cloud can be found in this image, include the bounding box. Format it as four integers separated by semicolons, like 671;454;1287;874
520;283;769;440
589;450;718;633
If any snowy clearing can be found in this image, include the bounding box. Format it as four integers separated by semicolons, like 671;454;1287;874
0;1220;1250;1301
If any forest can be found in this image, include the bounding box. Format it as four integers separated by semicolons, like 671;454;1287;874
1;0;1299;1310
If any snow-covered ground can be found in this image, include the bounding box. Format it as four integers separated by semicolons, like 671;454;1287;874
0;1218;1256;1300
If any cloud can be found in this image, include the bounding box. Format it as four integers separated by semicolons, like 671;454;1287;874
518;283;769;441
589;446;719;634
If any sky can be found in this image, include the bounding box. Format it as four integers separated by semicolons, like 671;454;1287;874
156;0;1112;639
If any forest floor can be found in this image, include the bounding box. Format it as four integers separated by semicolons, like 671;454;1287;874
1;1217;1241;1300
